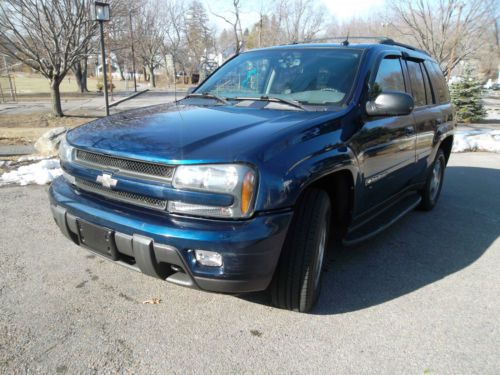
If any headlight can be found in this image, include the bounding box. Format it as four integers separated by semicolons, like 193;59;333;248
58;135;74;163
170;164;257;219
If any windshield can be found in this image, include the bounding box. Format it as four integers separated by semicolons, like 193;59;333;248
195;48;363;108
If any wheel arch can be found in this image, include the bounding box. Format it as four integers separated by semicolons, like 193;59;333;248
439;135;454;164
295;168;355;241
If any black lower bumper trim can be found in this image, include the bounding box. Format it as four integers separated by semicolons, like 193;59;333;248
51;204;270;293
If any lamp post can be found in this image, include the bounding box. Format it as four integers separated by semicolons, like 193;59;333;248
95;1;110;116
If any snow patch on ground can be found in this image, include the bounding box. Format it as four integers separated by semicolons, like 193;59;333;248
0;159;62;186
17;154;52;163
452;129;500;153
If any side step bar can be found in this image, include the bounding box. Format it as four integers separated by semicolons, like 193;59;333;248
343;193;422;246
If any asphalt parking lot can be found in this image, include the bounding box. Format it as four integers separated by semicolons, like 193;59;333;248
0;152;499;374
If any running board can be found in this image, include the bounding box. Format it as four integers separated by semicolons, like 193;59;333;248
343;193;422;246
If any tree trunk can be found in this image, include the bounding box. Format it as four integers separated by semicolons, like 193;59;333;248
74;61;89;93
82;62;88;91
50;78;64;117
143;66;149;82
119;63;126;81
149;65;156;88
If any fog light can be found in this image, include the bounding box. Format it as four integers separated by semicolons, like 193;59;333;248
195;250;223;267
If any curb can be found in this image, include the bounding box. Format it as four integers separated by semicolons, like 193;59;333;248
107;89;150;109
0;145;36;157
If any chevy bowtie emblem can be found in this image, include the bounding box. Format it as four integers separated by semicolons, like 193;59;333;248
96;173;118;189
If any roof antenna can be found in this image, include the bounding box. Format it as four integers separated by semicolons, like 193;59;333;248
341;31;350;46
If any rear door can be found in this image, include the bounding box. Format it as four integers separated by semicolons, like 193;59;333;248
350;55;417;215
404;59;438;180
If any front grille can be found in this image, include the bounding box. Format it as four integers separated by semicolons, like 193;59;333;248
75;149;174;182
75;178;168;211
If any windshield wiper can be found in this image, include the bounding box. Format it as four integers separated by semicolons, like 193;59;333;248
234;96;307;111
183;92;230;105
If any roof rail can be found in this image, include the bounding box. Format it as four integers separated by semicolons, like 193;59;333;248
291;36;391;45
289;36;430;56
378;38;429;56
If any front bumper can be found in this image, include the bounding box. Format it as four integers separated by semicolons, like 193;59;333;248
49;177;293;293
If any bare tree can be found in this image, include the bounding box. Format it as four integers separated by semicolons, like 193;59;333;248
163;0;186;83
274;0;326;43
105;1;134;83
71;1;96;93
211;0;243;54
388;0;497;77
134;1;166;88
0;0;95;116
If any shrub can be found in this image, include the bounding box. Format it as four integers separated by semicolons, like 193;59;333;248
450;67;486;123
96;79;115;91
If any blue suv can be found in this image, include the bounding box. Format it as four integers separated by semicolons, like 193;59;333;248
50;39;455;312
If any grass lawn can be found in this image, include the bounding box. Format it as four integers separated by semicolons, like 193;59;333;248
0;114;96;145
2;74;141;95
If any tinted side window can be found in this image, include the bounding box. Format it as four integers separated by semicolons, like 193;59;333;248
373;57;405;96
406;60;426;106
421;63;433;105
425;61;450;104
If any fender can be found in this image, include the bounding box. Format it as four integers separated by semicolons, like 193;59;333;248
427;111;455;168
254;139;359;212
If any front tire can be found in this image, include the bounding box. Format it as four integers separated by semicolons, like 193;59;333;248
269;188;331;312
419;149;446;211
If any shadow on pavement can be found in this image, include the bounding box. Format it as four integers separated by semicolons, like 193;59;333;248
241;165;500;315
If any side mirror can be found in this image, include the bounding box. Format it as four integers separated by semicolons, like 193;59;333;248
366;91;414;116
186;86;197;95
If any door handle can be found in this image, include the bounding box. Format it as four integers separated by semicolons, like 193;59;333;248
404;126;415;136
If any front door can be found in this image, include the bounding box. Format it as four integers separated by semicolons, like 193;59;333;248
349;55;417;215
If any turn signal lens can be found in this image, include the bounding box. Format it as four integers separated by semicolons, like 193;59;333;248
241;171;255;215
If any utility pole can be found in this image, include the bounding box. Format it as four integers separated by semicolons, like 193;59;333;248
447;2;464;80
129;9;137;92
258;14;263;48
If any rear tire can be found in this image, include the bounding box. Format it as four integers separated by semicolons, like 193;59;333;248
269;188;331;313
419;149;446;211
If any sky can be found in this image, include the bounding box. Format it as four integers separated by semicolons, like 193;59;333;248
205;0;387;32
323;0;386;20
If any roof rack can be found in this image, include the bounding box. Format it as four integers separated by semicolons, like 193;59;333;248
290;36;430;56
380;38;430;56
291;36;391;45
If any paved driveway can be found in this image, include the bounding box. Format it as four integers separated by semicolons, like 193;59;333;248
0;153;498;374
0;91;180;117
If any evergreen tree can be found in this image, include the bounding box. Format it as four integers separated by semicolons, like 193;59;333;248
184;1;213;76
450;67;486;123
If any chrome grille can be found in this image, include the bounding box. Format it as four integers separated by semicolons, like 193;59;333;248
75;178;167;211
75;149;174;181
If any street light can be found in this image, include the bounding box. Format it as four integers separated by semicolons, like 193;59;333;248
95;1;110;116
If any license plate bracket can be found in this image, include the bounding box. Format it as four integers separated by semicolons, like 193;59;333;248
77;220;118;260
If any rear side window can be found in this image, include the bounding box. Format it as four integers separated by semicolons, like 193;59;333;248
406;60;426;107
421;64;433;105
373;57;405;97
425;61;450;104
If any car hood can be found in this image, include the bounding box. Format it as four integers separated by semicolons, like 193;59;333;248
67;103;341;164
